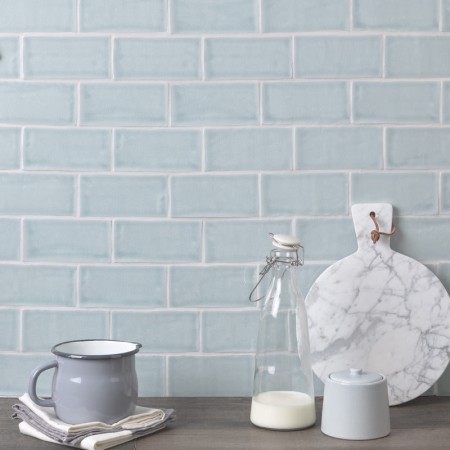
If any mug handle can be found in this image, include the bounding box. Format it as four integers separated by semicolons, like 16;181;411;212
28;360;58;407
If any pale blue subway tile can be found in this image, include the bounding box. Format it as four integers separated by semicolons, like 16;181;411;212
171;0;257;33
25;220;111;262
0;174;75;215
80;0;165;32
24;128;110;171
0;38;19;78
314;374;325;396
112;311;199;352
172;83;258;126
296;264;328;296
170;266;256;307
441;83;450;123
22;310;108;352
262;0;349;32
0;309;19;351
80;266;166;308
171;175;258;217
0;83;75;125
295;219;356;260
0;128;20;169
262;173;348;216
0;0;75;32
205;220;292;263
441;174;450;213
436;364;450;396
387;128;450;169
115;221;201;262
0;355;53;396
24;37;110;79
169;356;254;396
115;38;200;80
353;82;439;124
205;38;291;80
295;36;381;78
0;219;19;260
354;0;438;30
444;0;450;31
136;356;165;396
80;83;167;126
80;175;167;217
352;173;437;215
438;263;450;303
0;265;75;306
206;128;291;171
115;129;201;172
263;82;349;124
386;37;450;78
296;127;382;170
202;311;259;352
391;218;450;260
425;264;439;277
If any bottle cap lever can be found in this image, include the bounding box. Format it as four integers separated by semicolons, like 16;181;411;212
249;233;304;303
249;258;276;303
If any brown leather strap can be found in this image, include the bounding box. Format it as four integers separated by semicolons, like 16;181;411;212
369;211;397;244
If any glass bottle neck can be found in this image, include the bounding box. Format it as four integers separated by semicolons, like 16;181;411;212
270;249;299;266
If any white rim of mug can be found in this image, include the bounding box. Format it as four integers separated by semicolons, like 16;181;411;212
51;339;142;360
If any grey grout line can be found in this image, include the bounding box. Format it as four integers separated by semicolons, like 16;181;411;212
75;265;80;308
19;218;24;262
19;35;24;80
19;127;24;170
349;0;353;32
76;0;80;33
167;0;172;34
349;81;354;123
165;356;169;396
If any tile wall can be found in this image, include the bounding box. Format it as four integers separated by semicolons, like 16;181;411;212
0;0;450;396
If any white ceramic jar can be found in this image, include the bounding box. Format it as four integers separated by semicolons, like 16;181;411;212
321;368;390;440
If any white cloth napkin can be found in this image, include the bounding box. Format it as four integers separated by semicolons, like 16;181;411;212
13;394;175;450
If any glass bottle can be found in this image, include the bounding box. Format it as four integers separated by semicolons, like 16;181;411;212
249;234;316;430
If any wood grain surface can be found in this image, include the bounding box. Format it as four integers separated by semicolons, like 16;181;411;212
2;396;450;449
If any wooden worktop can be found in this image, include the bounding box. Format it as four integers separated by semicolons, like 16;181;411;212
2;396;450;449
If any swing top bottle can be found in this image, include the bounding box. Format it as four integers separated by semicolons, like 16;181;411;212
249;234;316;430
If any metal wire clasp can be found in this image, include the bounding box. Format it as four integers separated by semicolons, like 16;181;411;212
249;246;304;303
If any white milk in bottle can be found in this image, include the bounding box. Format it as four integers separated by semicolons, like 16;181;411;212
250;390;316;430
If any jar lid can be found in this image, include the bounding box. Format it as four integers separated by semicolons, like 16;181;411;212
329;368;383;385
272;234;301;250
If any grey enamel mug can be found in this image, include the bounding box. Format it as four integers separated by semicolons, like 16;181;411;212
28;339;141;425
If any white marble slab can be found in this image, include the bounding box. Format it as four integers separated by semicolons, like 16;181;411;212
305;203;450;405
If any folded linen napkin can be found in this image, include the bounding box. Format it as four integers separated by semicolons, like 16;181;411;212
12;394;175;450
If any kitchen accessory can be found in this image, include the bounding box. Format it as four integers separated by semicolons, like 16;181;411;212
306;203;450;405
249;234;316;430
321;368;390;440
12;393;176;450
28;339;142;425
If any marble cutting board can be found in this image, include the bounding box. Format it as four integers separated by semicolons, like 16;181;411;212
305;203;450;405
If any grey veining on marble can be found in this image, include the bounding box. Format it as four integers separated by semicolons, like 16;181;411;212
305;203;450;406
